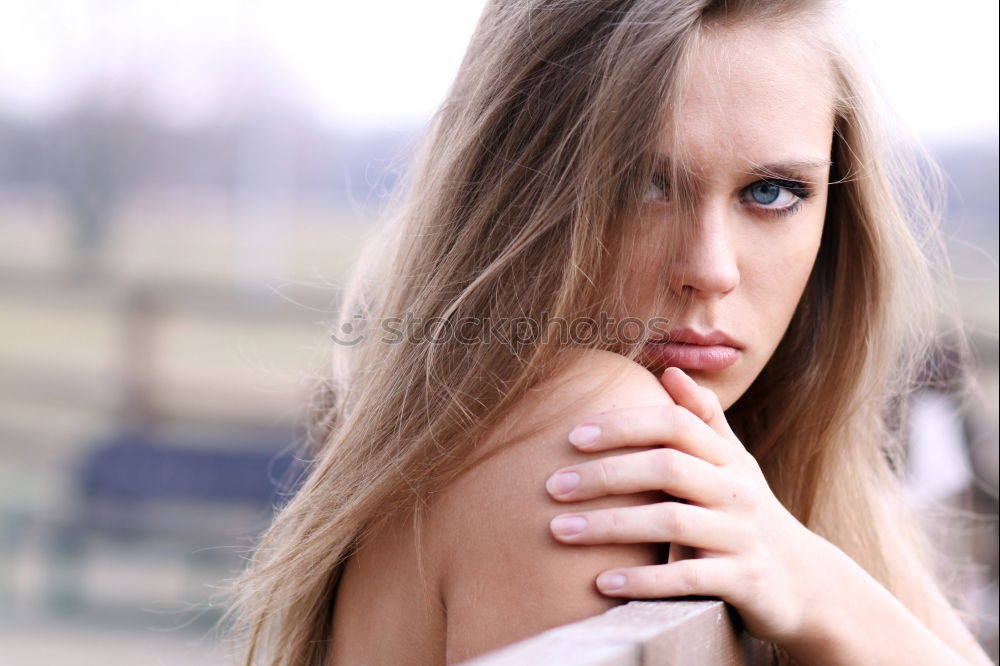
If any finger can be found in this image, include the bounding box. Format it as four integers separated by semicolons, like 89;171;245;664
546;448;732;506
660;367;735;440
594;557;737;599
549;501;737;552
568;404;733;465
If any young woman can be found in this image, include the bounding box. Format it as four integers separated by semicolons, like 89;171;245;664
227;1;993;664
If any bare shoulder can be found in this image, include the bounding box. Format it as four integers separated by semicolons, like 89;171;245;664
425;350;673;663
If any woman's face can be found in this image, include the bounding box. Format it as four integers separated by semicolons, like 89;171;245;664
633;22;836;410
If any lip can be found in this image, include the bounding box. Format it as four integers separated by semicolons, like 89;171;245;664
643;328;742;372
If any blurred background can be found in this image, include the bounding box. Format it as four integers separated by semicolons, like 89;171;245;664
0;1;996;664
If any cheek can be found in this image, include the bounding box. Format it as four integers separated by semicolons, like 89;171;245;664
742;216;825;325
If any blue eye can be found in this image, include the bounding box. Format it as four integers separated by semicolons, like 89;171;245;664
741;178;811;216
748;182;781;205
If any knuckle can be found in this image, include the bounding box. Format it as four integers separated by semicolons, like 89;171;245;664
596;458;616;489
727;474;754;505
673;407;697;439
732;516;756;549
668;403;687;422
607;509;626;536
649;566;671;594
663;502;688;537
701;385;722;410
737;448;761;471
741;558;765;592
656;404;675;429
677;561;701;594
697;390;719;420
729;523;752;552
741;483;763;512
740;493;760;515
655;448;682;479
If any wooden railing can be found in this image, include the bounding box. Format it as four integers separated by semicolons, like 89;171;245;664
460;599;776;665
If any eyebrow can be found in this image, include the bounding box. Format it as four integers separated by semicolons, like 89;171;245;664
652;155;832;179
747;159;833;179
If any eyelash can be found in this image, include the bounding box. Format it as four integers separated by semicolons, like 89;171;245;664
745;178;813;218
644;175;814;218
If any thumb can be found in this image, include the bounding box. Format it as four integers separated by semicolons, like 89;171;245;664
660;367;736;440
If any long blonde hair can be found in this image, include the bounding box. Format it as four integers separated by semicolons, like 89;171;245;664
226;1;959;663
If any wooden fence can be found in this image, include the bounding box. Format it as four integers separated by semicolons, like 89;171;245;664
460;599;775;665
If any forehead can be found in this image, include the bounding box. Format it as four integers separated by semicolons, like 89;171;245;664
662;21;837;172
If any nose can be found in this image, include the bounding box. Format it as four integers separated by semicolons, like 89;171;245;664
671;202;740;297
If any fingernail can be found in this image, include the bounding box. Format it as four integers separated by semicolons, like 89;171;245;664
597;573;627;591
673;367;697;387
568;424;601;448
550;514;587;536
546;471;580;495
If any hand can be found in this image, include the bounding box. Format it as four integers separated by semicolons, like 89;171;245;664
543;367;840;648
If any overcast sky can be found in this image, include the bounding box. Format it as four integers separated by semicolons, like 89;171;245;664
0;0;996;142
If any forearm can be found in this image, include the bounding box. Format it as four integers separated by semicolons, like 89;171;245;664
782;540;986;666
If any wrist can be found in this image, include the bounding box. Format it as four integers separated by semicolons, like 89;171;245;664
772;530;875;665
776;534;968;666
